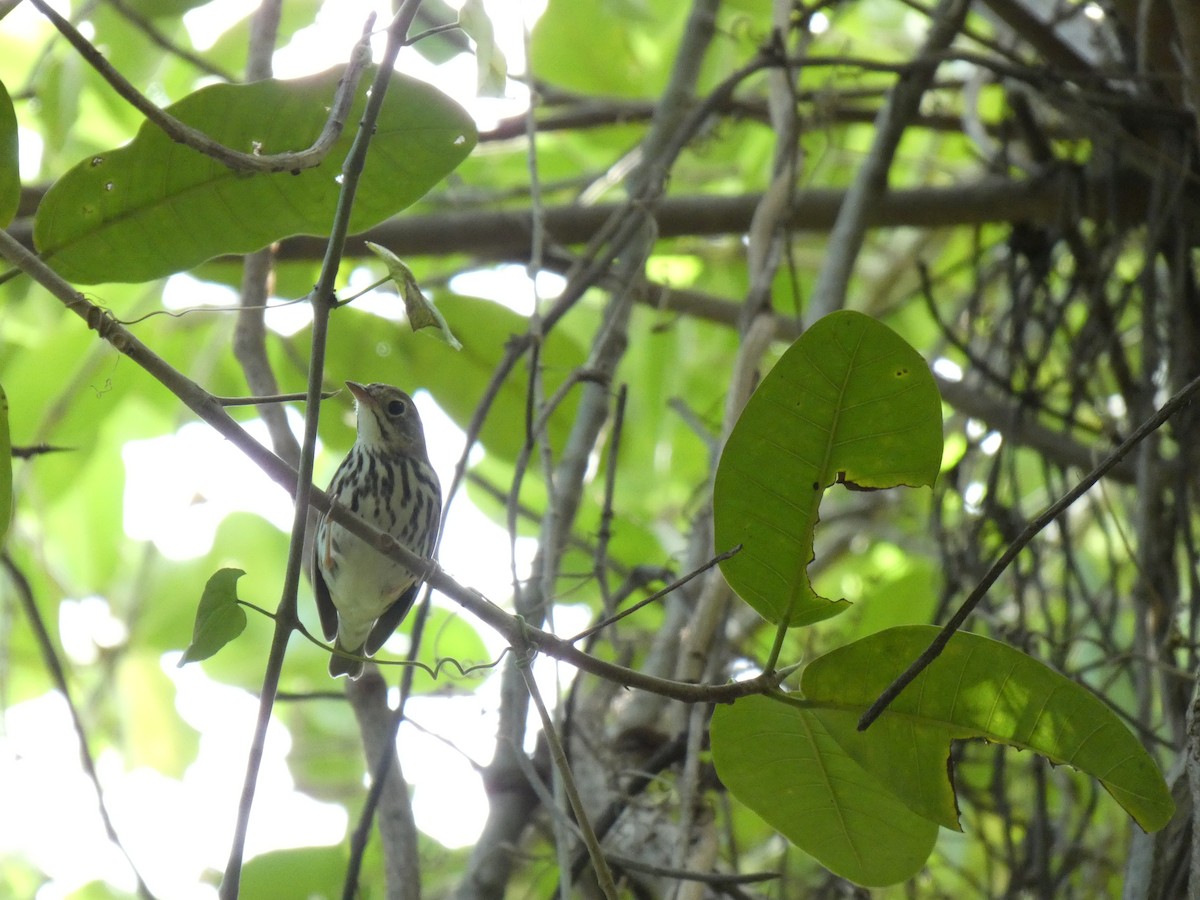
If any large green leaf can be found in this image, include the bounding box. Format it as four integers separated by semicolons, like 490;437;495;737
711;694;939;886
803;626;1175;833
0;79;17;228
714;311;943;625
35;66;476;284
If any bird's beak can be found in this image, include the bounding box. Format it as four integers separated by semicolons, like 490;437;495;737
345;381;371;406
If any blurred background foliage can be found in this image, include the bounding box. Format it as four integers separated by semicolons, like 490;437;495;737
2;0;1199;897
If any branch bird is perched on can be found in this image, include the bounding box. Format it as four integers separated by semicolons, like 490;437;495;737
314;382;441;679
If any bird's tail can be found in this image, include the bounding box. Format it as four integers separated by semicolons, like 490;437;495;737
329;641;365;679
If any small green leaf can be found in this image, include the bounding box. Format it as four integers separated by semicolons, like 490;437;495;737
0;79;18;228
0;384;11;548
179;568;248;666
714;311;943;626
35;67;476;284
365;242;462;349
711;694;939;886
803;626;1176;833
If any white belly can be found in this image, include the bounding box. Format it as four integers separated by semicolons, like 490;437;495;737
325;525;418;649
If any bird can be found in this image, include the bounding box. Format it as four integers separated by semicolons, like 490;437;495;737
313;381;441;679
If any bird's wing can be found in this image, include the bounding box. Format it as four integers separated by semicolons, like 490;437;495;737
313;562;340;642
364;583;420;656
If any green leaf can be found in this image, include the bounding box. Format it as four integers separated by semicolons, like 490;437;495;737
120;0;211;16
0;384;10;548
0;79;18;228
530;0;685;98
35;66;476;284
714;311;943;626
365;242;463;349
802;626;1175;833
239;845;344;899
711;694;939;886
179;568;248;666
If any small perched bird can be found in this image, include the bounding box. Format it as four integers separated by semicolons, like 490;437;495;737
314;382;441;679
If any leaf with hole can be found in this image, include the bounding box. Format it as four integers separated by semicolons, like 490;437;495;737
803;625;1175;834
714;311;942;625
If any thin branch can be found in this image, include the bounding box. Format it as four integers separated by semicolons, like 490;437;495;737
807;0;970;321
106;0;237;82
328;9;448;899
257;171;1181;263
5;171;1181;264
593;383;627;608
221;9;384;897
858;367;1200;731
28;0;371;175
215;391;337;407
517;644;619;900
233;1;297;467
568;547;740;644
10;443;72;458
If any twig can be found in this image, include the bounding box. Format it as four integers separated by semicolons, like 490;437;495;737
858;367;1200;730
214;391;338;407
568;547;740;644
11;443;72;458
593;384;627;608
516;638;619;900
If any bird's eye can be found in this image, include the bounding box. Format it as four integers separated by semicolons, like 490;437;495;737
386;399;407;417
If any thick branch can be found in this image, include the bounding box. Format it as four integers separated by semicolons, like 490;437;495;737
264;170;1182;262
4;171;1180;263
